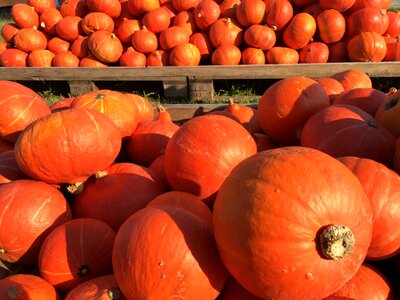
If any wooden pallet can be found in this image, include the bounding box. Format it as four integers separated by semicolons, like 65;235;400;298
1;62;400;101
0;0;25;8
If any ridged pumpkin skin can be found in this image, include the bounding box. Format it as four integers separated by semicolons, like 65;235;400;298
88;31;123;63
213;146;373;300
301;104;396;166
124;93;154;123
330;69;372;91
0;150;27;184
324;264;394;299
0;180;72;264
0;80;50;142
337;156;400;260
164;114;257;203
71;89;139;138
112;206;229;299
72;162;166;232
14;108;121;185
38;218;115;293
257;76;330;145
375;88;400;137
65;275;126;300
13;28;47;53
0;274;59;300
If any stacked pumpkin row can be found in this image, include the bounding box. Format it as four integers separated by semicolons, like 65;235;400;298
1;68;400;299
1;0;400;66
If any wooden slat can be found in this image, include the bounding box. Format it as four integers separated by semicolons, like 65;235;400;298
0;0;25;7
1;62;400;81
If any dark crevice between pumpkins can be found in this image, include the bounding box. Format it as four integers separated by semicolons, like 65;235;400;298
366;120;379;129
318;224;355;260
384;98;399;110
77;264;90;277
108;287;123;300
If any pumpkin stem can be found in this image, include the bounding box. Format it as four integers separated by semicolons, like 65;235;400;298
0;248;6;254
66;182;85;194
95;170;108;179
270;24;278;31
8;286;19;299
107;287;123;300
387;87;397;95
319;224;354;260
95;93;106;100
157;104;166;113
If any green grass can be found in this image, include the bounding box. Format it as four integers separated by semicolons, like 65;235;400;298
0;8;12;42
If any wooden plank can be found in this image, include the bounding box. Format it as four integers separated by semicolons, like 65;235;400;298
0;0;25;7
0;62;400;81
188;78;214;101
68;80;97;96
162;77;188;99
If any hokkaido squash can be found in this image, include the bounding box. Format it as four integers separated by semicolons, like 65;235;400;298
213;146;373;299
375;88;400;137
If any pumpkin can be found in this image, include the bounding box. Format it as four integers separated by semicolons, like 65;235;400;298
27;49;55;67
81;12;115;35
47;37;71;54
128;0;160;16
56;16;83;41
319;0;356;12
79;54;109;67
385;11;400;38
375;88;400;137
28;0;56;14
146;49;170;66
172;0;201;12
316;9;346;44
257;76;330;145
72;162;166;231
86;0;121;18
71;89;139;138
0;274;58;299
265;0;293;31
213;146;373;299
328;40;349;62
302;2;323;18
243;24;276;50
11;4;39;29
394;137;400;173
330;69;372;91
148;154;169;188
301;104;396;166
224;99;261;133
112;206;228;299
169;42;201;66
194;0;221;30
172;11;197;36
60;0;88;17
124;93;154;122
283;12;316;49
0;150;27;184
384;36;400;61
337;156;400;260
324;264;394;299
142;7;171;33
114;1;135;26
146;191;213;225
50;97;75;112
71;35;89;58
14;108;121;185
265;46;299;64
347;31;387;62
348;0;386;14
119;47;147;66
39;8;63;35
88;31;123;63
315;77;345;104
209;17;243;47
0;80;50;142
65;275;126;300
333;87;387;116
164;114;257;204
219;0;240;19
116;18;141;44
13;28;47;53
52;51;80;67
1;23;19;43
126;105;179;166
235;0;266;27
189;31;214;61
0;48;28;67
241;47;265;64
211;44;241;65
252;132;278;152
299;42;329;63
38;218;115;293
219;276;262;300
347;8;389;38
159;25;190;51
0;179;72;264
0;138;13;153
131;26;158;53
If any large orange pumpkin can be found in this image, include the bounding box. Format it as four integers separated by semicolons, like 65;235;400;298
0;180;72;264
315;77;345;104
164;114;257;204
13;27;47;53
330;69;372;91
88;31;123;63
301;104;396;166
71;89;139;138
72;162;166;231
257;76;329;145
38;218;115;293
337;156;400;260
347;31;387;62
14;108;121;185
283;12;316;49
11;3;39;29
213;146;373;299
0;80;50;142
375;88;400;137
112;206;229;299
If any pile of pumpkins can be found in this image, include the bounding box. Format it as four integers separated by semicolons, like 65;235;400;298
0;68;400;299
1;0;400;66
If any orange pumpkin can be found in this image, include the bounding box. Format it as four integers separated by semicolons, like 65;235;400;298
39;7;63;35
375;88;400;137
212;44;241;65
81;12;115;35
146;49;170;66
209;17;243;47
60;0;88;17
235;0;266;27
142;6;171;33
265;46;299;64
159;25;190;51
124;93;154;122
131;26;158;53
170;42;201;66
86;0;121;18
0;48;28;67
1;23;19;43
27;49;55;67
330;69;372;91
13;28;47;53
88;31;123;63
244;24;276;50
316;9;346;44
28;0;56;14
119;47;147;66
194;0;221;30
52;51;80;67
299;42;329;63
116;18;141;44
213;146;373;299
315;77;345;104
265;0;293;31
47;37;71;54
283;12;316;49
11;3;39;29
347;31;387;62
241;47;265;64
56;16;83;41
